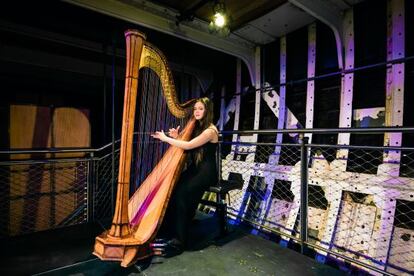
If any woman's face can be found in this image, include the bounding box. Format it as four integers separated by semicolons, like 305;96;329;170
193;101;206;120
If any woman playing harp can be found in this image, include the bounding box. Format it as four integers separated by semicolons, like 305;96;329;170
93;29;217;267
151;97;219;257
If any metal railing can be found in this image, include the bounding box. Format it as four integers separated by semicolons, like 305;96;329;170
1;127;413;275
0;142;120;239
219;127;414;275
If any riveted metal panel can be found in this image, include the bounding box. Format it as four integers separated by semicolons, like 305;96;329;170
305;23;316;144
274;36;287;162
336;9;354;170
381;0;405;176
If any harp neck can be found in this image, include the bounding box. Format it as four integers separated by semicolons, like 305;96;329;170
139;42;196;118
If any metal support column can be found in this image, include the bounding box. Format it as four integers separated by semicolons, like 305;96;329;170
380;0;405;176
273;36;287;165
336;9;354;171
300;135;309;254
305;23;316;144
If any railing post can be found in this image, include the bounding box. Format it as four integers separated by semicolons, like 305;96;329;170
111;34;116;217
217;139;222;183
299;134;309;254
87;152;95;223
111;140;115;217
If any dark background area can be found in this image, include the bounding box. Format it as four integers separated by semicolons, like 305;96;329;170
0;0;413;151
0;0;240;149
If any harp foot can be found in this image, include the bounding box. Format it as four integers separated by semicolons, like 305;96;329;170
93;231;151;267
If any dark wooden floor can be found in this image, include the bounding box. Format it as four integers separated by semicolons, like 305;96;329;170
0;214;346;276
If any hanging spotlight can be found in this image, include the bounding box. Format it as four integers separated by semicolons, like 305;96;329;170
213;12;226;27
212;2;226;27
209;1;230;36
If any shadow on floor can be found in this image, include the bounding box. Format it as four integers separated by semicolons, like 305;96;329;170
0;213;345;276
0;222;101;276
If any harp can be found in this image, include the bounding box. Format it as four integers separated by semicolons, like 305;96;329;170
93;30;196;267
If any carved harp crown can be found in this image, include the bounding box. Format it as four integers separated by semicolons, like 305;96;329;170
93;30;197;267
140;41;195;118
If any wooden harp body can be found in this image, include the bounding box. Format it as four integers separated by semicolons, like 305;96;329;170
93;30;195;267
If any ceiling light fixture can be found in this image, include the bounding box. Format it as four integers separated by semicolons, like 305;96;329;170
208;1;230;36
212;2;226;27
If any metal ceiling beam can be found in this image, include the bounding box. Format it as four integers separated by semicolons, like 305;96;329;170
176;0;211;25
289;0;347;69
63;0;258;84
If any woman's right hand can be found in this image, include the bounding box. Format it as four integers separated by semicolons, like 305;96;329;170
151;130;167;142
168;125;180;139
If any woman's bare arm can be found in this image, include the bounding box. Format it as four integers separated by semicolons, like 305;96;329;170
152;128;217;150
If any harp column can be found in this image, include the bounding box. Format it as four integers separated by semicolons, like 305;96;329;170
109;30;146;238
94;30;146;266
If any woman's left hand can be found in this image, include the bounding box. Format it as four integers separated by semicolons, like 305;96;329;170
151;130;168;142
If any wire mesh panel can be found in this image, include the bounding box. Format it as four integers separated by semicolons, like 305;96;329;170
307;145;414;273
400;150;414;178
0;159;88;238
388;199;414;274
93;150;119;223
262;179;295;233
220;143;255;220
219;133;414;275
221;141;302;241
1;128;413;275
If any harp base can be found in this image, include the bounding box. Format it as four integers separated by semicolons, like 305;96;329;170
93;231;151;267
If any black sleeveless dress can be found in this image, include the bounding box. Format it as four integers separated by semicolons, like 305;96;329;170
160;142;218;247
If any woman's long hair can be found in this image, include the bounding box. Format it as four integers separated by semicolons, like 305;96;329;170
191;97;214;165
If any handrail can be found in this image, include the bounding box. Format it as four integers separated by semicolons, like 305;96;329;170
220;126;414;135
220;141;414;151
0;131;151;155
0;138;122;155
2;126;414;155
